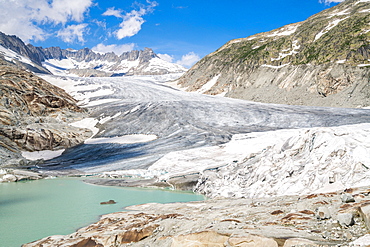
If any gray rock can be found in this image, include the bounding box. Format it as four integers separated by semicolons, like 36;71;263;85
338;213;355;227
341;193;355;203
359;203;370;230
316;207;331;220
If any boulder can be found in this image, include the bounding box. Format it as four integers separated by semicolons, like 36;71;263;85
358;203;370;230
337;213;355;227
100;200;116;205
349;234;370;247
1;174;17;182
316;207;331;220
341;193;355;203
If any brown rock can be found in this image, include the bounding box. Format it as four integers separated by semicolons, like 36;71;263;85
228;234;279;247
100;200;116;205
271;210;284;215
71;238;103;247
283;238;319;247
114;224;159;244
171;231;229;247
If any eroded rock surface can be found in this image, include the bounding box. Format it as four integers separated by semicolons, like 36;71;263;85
0;58;91;167
0;168;44;182
24;186;370;246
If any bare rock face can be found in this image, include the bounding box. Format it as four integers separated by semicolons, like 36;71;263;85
178;0;370;108
0;32;50;74
23;185;370;246
171;231;229;247
23;212;177;247
0;58;91;166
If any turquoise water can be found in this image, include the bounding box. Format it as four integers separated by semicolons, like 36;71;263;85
0;178;204;247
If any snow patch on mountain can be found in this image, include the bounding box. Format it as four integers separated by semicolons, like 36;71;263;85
271;40;300;61
267;23;300;37
315;17;349;41
42;48;187;77
0;45;34;66
197;74;221;93
356;0;370;5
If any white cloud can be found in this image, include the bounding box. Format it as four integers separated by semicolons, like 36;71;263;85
0;0;93;42
176;52;200;68
110;1;158;39
57;24;88;43
92;43;136;55
319;0;345;4
103;7;123;18
157;53;174;63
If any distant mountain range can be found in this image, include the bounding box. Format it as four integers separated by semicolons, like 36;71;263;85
178;0;370;108
0;32;186;77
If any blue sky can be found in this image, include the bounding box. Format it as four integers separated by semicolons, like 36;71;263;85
0;0;343;67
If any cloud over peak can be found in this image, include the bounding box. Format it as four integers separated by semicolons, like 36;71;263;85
0;0;93;42
57;24;88;43
92;43;136;55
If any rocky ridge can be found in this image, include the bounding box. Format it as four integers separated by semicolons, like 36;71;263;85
0;31;186;77
42;47;186;76
0;32;50;74
178;0;370;108
0;58;92;167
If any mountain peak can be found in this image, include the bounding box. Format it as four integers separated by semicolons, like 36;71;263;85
0;32;186;76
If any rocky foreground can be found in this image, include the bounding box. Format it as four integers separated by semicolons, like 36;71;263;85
24;185;370;246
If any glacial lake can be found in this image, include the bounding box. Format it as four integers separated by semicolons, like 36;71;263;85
0;177;204;247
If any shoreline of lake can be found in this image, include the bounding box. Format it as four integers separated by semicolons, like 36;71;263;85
0;176;205;247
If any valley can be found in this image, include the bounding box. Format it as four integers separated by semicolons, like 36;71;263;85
0;0;370;246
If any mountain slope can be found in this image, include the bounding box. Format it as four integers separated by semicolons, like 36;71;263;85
0;32;50;74
42;47;187;77
0;57;92;167
178;0;370;108
0;31;186;77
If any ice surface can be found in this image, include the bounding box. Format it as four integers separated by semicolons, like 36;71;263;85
22;149;66;161
39;75;370;179
85;134;157;145
193;123;370;198
70;118;99;137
